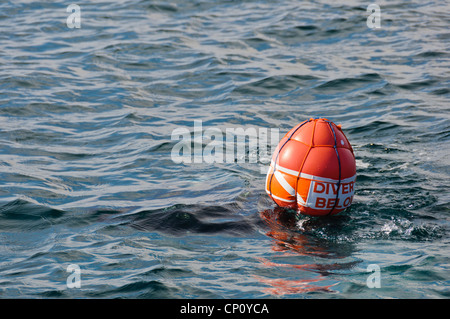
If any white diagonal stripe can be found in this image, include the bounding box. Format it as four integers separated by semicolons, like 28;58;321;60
265;190;296;203
274;170;295;196
296;193;306;205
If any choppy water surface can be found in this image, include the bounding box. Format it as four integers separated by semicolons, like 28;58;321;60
0;0;449;298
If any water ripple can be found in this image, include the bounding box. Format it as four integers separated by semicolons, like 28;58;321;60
0;0;449;299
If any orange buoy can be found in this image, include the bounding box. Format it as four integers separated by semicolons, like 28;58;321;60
265;118;356;216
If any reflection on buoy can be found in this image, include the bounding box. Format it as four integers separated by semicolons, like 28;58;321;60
265;118;356;216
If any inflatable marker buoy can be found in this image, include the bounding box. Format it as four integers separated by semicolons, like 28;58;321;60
265;118;356;216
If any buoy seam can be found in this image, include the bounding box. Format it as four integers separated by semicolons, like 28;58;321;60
327;121;342;216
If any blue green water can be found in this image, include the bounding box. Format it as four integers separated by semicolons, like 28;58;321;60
0;0;449;298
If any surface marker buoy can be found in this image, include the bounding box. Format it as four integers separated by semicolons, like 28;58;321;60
265;118;356;216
